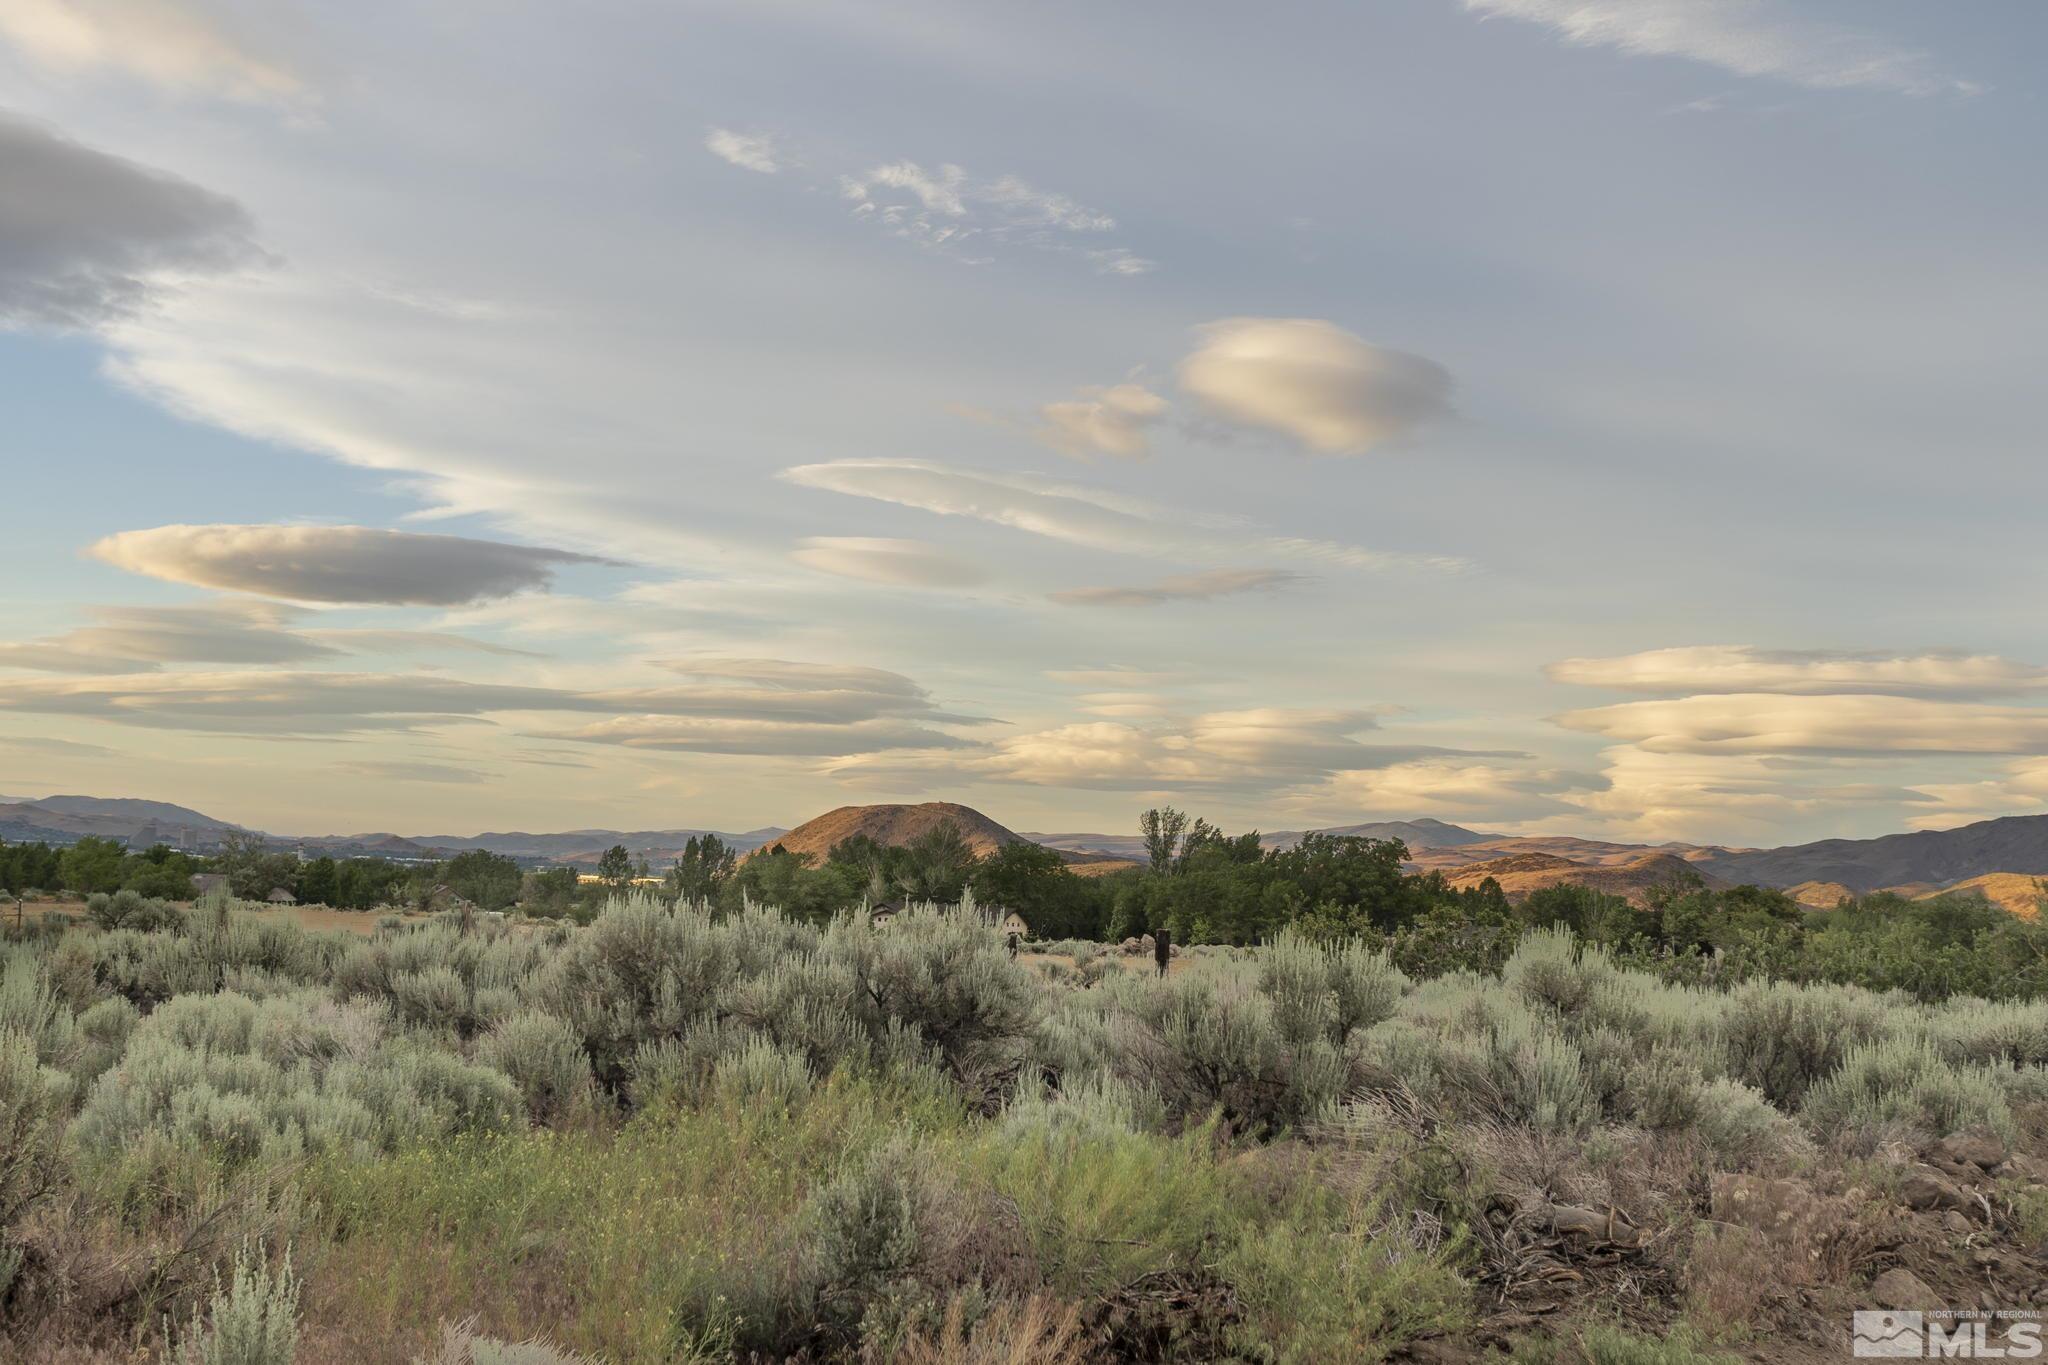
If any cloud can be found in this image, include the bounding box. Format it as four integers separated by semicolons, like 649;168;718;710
1051;568;1299;608
828;706;1506;794
1555;693;2048;756
0;112;260;329
791;536;989;588
1086;248;1157;277
301;629;546;659
334;759;483;784
0;0;305;101
1178;318;1453;455
704;128;780;174
1459;0;1972;97
0;600;340;671
0;670;580;734
546;716;978;757
780;459;1466;573
0;655;985;746
1313;757;1590;824
89;524;613;605
837;158;1147;271
1556;746;1930;842
1547;645;2048;698
1038;383;1169;458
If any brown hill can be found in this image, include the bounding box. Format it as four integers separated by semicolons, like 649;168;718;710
1445;851;1727;906
1787;880;1855;908
1406;836;1742;874
751;802;1027;864
1916;873;2044;921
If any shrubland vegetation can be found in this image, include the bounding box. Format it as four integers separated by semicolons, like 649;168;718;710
8;807;2044;1010
4;877;2047;1362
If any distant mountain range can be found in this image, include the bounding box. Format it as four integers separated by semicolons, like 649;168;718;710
2;790;2045;909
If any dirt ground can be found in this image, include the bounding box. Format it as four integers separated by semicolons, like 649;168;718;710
1019;947;1202;978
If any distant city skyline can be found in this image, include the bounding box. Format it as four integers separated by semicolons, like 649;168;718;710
2;0;2043;844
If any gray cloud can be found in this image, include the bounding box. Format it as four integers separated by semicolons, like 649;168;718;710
0;656;989;750
546;716;979;757
0;600;340;671
90;524;614;605
0;111;259;329
1051;568;1301;608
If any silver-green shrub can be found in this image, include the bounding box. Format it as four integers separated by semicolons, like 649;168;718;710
1803;1038;2014;1147
476;1011;592;1124
171;1242;299;1365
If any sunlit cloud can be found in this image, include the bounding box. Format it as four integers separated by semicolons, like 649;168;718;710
1178;318;1452;455
0;0;307;102
1037;382;1168;459
791;536;989;588
1548;645;2048;697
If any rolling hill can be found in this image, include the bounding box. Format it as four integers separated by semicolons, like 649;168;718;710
755;802;1027;863
1443;850;1727;905
1697;814;2048;892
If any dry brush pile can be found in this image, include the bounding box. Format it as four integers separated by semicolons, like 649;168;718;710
3;896;2047;1363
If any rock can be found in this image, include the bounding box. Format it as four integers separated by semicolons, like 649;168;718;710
1870;1267;1939;1311
1902;1167;1982;1219
1930;1132;2007;1172
1942;1210;1975;1237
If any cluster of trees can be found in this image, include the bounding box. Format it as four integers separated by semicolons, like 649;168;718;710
1;837;201;899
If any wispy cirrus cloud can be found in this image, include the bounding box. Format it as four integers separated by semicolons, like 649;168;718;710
1459;0;1973;97
1548;645;2048;698
826;705;1516;796
780;459;1467;574
791;536;989;588
1051;568;1299;608
1555;692;2048;756
0;0;307;102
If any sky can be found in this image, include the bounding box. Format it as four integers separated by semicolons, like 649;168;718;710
0;0;2043;845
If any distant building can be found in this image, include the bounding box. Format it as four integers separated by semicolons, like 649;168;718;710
1000;911;1030;938
266;887;297;905
870;899;904;926
190;873;229;899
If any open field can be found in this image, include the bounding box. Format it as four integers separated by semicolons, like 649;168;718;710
6;893;2048;1362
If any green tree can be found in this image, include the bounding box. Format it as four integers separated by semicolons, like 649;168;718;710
664;835;736;903
896;821;976;902
446;849;522;911
1139;807;1190;875
596;844;634;891
297;855;339;907
58;836;126;894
